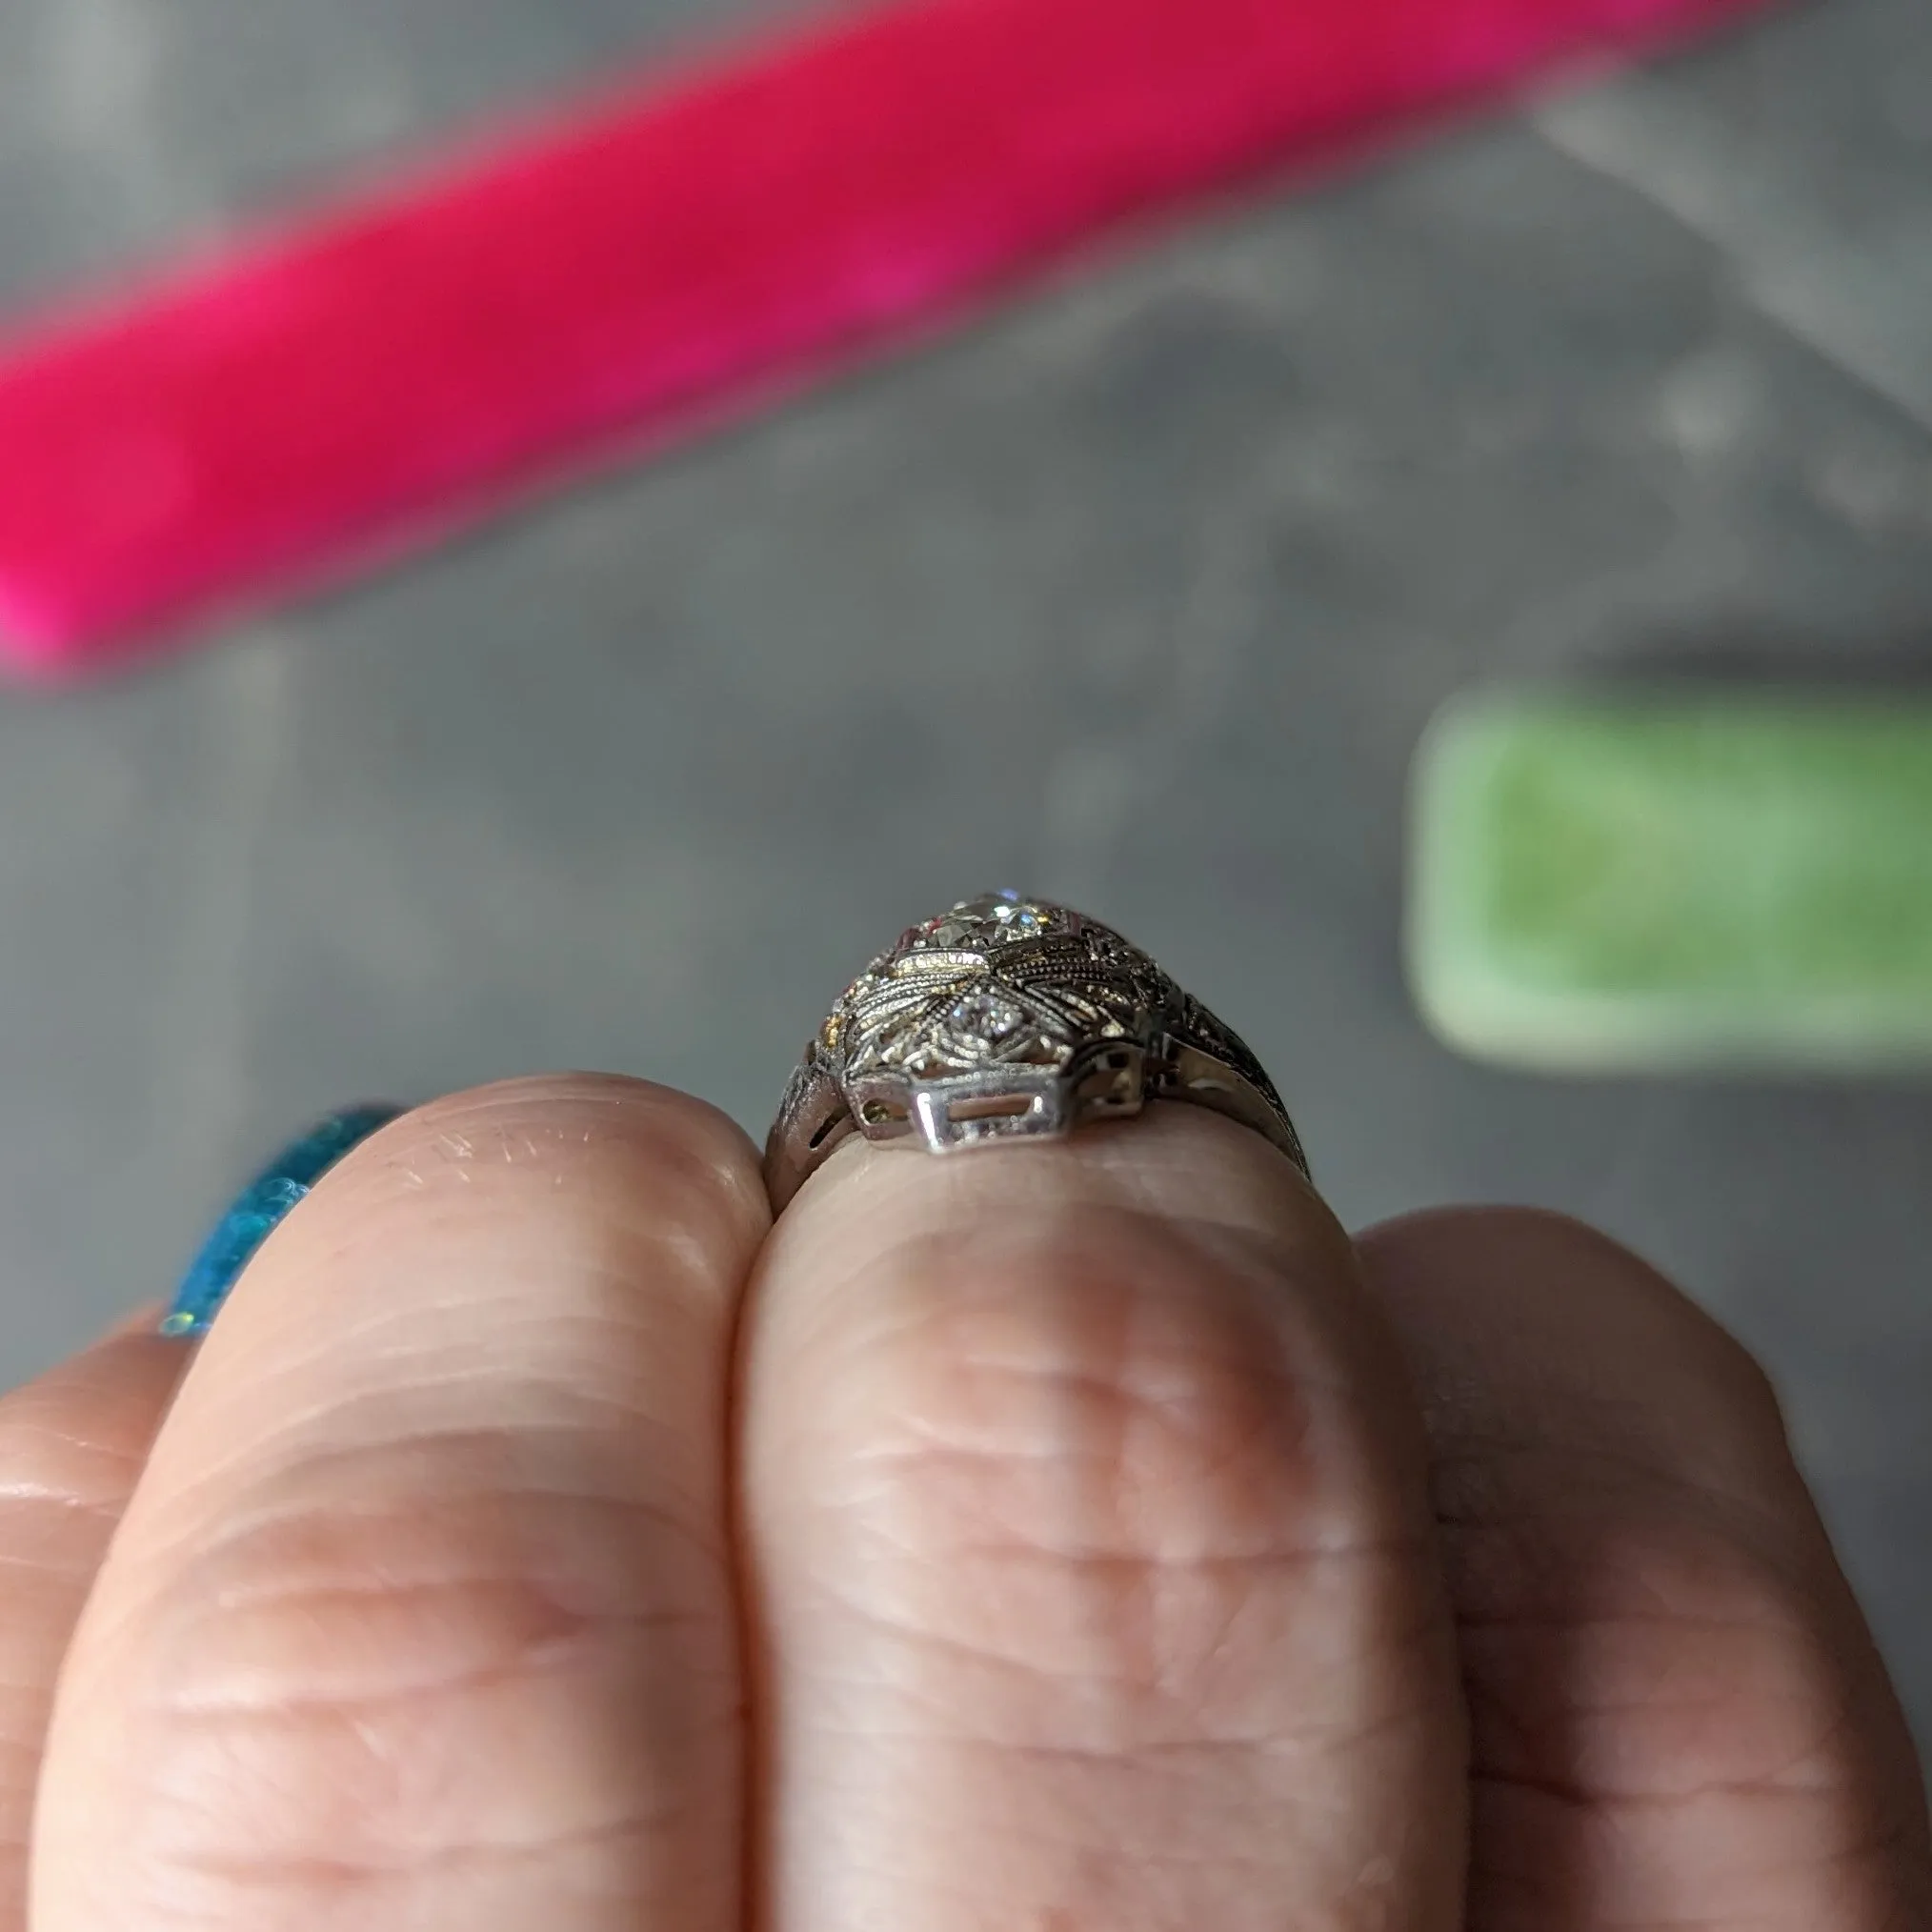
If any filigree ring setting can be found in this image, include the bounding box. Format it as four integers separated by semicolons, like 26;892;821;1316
765;893;1307;1211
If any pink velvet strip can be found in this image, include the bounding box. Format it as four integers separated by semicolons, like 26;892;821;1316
0;0;1770;676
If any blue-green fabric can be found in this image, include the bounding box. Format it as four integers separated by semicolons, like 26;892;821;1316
163;1106;404;1338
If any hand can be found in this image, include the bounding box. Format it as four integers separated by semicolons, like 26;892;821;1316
5;1077;1927;1929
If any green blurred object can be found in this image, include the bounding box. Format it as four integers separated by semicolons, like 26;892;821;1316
1407;693;1932;1072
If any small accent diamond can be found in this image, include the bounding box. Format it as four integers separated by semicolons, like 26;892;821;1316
949;991;1025;1040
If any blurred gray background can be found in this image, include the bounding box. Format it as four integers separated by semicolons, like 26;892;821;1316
2;0;1930;1729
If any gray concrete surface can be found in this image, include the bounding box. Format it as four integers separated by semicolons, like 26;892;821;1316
3;0;1932;1735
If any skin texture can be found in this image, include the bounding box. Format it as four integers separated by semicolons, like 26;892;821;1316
0;1320;185;1918
0;1074;1922;1930
1358;1211;1932;1930
742;1107;1466;1932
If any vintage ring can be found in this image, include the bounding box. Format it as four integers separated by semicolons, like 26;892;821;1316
764;893;1307;1210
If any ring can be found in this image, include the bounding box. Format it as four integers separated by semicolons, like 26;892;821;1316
764;893;1306;1210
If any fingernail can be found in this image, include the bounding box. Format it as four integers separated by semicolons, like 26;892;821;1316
162;1105;406;1339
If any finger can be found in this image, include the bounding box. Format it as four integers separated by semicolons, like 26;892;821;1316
32;1077;769;1932
0;1320;186;1930
1358;1208;1932;1932
743;1107;1468;1932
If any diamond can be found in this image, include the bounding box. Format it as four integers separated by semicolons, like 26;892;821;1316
917;916;972;947
948;991;1025;1041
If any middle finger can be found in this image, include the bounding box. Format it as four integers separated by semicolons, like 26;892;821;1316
32;1077;769;1932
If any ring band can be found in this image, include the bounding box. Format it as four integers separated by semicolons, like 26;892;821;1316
764;894;1306;1210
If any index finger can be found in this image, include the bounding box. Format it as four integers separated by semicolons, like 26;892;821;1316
0;1318;187;1931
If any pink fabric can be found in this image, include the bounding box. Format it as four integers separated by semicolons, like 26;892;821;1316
0;0;1772;676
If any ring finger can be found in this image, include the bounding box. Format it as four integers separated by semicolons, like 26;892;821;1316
743;1101;1469;1932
